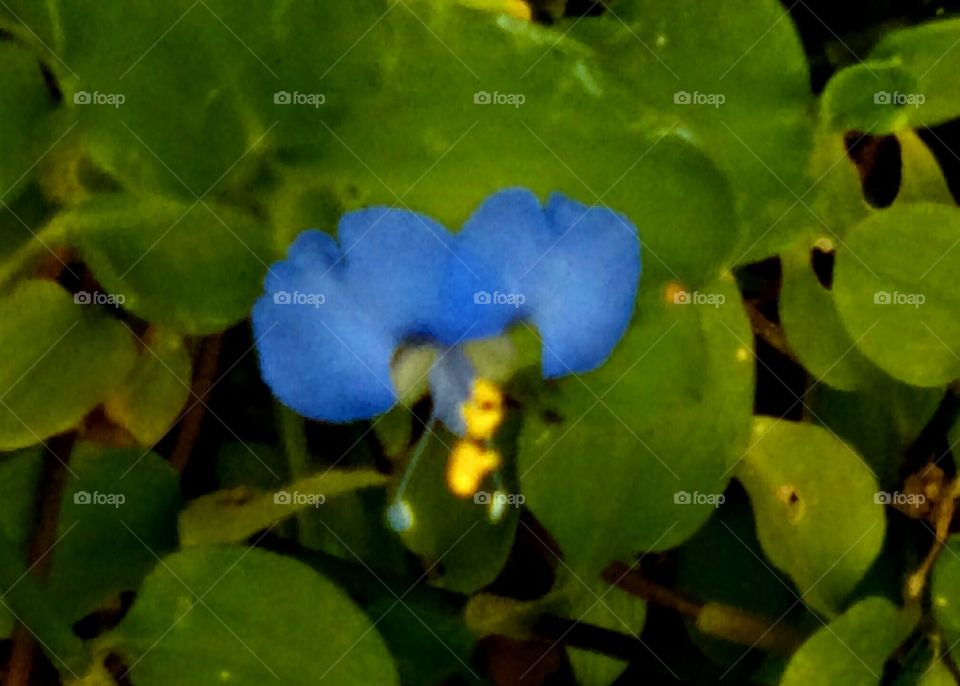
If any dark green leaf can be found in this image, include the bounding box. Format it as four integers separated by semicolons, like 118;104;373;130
106;546;399;686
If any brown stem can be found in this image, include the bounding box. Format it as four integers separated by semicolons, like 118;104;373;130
169;334;223;473
603;562;701;618
7;433;76;686
603;561;805;656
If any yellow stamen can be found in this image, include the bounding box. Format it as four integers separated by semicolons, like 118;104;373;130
461;377;504;441
447;441;501;497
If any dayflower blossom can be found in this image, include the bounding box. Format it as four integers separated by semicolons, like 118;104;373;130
252;188;641;438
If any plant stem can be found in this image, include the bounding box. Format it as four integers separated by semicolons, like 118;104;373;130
603;562;805;655
7;433;76;686
276;402;321;544
169;334;223;473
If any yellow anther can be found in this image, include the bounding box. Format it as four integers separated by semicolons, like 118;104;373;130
447;441;501;498
461;378;504;441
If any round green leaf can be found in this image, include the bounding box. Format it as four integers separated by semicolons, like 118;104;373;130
52;443;181;623
0;42;58;203
833;203;960;387
0;279;137;450
572;0;814;261
818;61;917;135
67;195;274;334
519;275;753;576
931;536;960;655
818;18;960;135
869;18;960;130
58;0;262;198
108;546;399;686
104;330;192;445
737;419;885;615
781;597;917;686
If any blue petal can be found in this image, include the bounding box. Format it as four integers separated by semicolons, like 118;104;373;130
434;189;544;344
337;207;456;339
254;206;458;423
531;194;641;376
449;189;641;378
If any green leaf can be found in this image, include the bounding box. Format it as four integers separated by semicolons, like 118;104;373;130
390;424;520;594
818;60;917;135
891;635;957;686
737;419;885;615
106;546;399;686
179;468;388;547
931;536;960;659
51;443;181;622
66;195;274;334
306;1;740;288
563;576;646;686
104;330;192;445
868;18;960;130
303;549;476;686
779;239;878;391
365;581;476;686
572;0;814;261
57;0;264;197
921;663;958;686
0;41;59;203
818;18;960;135
810;379;942;485
519;275;753;577
0;279;137;450
833;203;960;387
780;597;916;686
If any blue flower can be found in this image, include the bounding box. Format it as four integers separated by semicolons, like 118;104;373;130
252;188;641;435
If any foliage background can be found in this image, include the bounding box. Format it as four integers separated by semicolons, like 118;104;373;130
3;0;960;684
